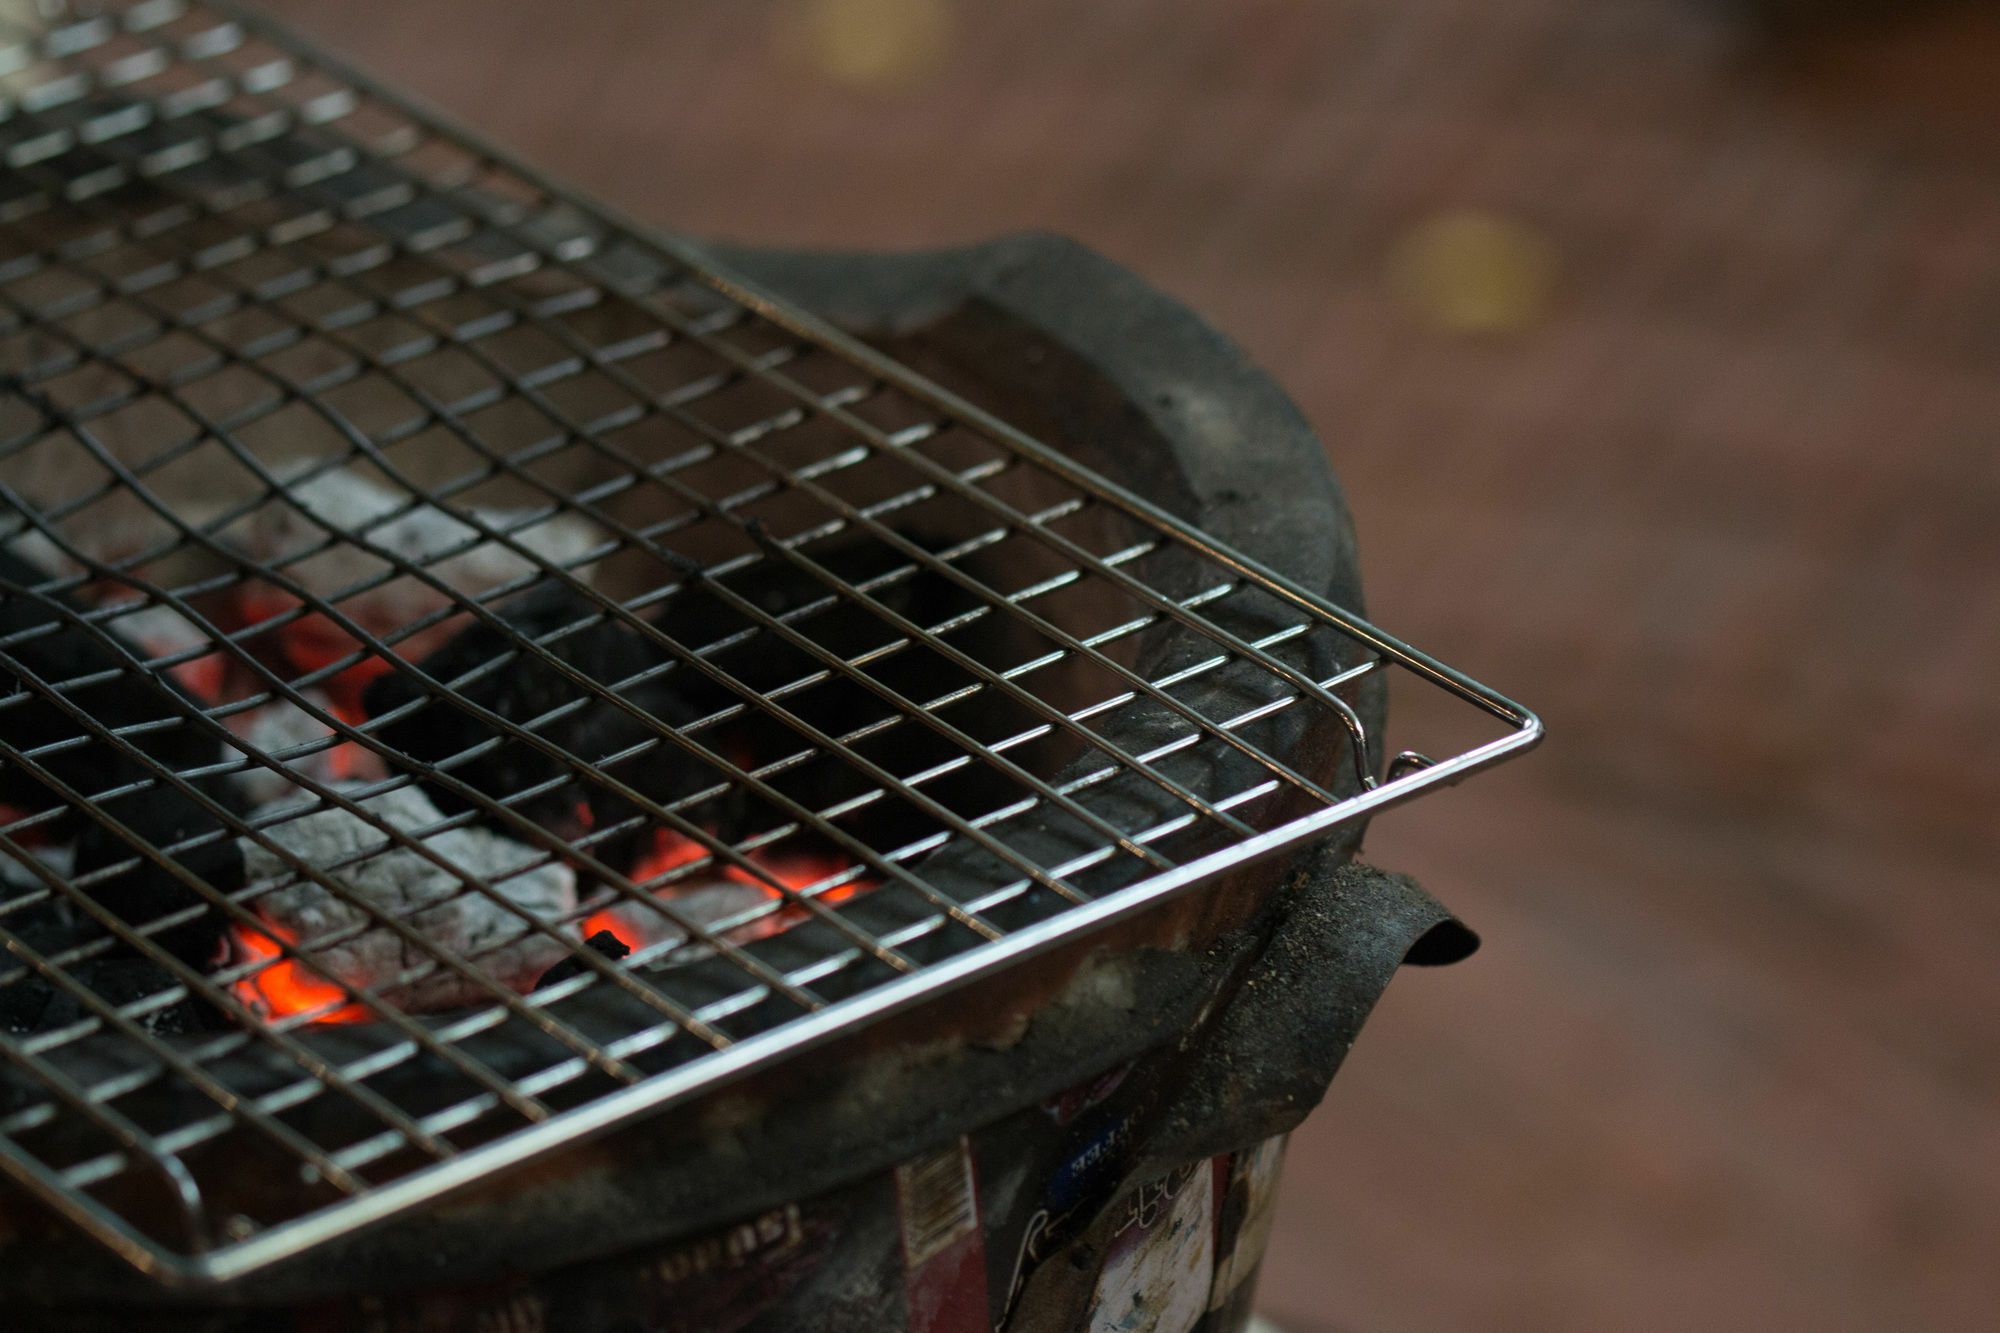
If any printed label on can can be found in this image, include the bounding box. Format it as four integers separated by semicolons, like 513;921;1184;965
1207;1136;1287;1312
897;1135;990;1333
1086;1160;1217;1333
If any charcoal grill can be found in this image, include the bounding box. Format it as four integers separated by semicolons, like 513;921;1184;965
0;0;1540;1317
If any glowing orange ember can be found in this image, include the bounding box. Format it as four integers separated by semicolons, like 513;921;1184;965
164;650;228;704
629;829;713;884
238;587;396;718
581;829;871;952
323;737;376;782
229;920;371;1024
230;832;870;1024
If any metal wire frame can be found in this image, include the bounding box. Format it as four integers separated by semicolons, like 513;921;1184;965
0;0;1541;1284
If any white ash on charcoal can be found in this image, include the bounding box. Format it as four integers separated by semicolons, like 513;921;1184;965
0;842;73;896
0;525;85;585
223;689;386;807
230;466;607;676
99;600;230;704
236;784;576;1013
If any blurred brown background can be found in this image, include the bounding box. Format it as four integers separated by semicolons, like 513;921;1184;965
255;1;2000;1328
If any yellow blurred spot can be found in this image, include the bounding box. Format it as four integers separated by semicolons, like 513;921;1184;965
788;0;953;92
1388;211;1558;335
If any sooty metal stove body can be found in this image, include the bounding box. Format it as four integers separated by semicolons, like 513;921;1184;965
0;4;1535;1330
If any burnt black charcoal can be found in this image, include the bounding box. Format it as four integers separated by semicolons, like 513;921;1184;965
643;538;1032;858
0;549;243;966
363;582;711;872
365;535;1025;878
533;928;630;991
0;874;81;1033
644;536;973;700
0;954;222;1036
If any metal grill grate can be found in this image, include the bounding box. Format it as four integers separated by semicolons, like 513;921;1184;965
0;0;1538;1284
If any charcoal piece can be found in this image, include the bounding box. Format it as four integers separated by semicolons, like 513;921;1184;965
637;537;1034;860
100;601;229;703
0;549;243;966
230;465;607;677
225;688;385;807
0;834;221;1038
533;928;630;991
363;582;712;871
640;538;971;701
364;536;1023;878
0;841;73;895
0;955;221;1036
236;784;577;1013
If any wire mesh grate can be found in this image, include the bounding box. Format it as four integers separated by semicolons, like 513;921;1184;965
0;0;1538;1283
